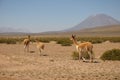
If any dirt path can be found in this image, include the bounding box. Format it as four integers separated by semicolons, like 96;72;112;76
0;42;120;80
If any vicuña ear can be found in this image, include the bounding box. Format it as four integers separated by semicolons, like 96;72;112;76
28;35;30;38
74;35;76;37
72;34;76;39
72;34;74;38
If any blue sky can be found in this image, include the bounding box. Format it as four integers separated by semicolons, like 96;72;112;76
0;0;120;33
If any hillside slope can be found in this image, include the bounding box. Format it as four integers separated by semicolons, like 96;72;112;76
65;14;120;31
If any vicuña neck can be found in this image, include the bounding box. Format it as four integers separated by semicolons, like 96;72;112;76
28;36;30;39
72;38;79;45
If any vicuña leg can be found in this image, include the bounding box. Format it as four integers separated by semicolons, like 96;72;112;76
88;51;93;62
79;51;86;62
24;45;27;52
27;45;29;52
79;51;82;61
39;48;42;56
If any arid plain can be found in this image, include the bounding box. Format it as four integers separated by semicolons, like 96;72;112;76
0;41;120;80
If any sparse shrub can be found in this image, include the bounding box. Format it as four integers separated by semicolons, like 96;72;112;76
0;38;16;44
71;51;90;60
57;38;72;46
6;39;16;44
100;49;120;61
71;51;79;60
91;39;103;44
0;36;120;45
36;38;50;43
78;37;104;44
61;43;71;46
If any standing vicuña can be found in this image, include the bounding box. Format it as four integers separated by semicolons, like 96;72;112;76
71;35;94;62
23;35;31;52
35;40;45;55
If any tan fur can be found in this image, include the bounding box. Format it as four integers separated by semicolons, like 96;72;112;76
23;35;30;52
36;40;45;55
71;35;94;62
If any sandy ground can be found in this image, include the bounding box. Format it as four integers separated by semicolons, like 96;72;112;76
0;42;120;80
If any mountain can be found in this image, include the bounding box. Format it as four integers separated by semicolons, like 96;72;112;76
39;14;120;36
64;14;120;31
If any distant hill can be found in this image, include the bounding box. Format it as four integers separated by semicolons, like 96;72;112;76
71;25;120;37
38;25;120;37
79;25;120;32
0;27;30;33
64;14;120;31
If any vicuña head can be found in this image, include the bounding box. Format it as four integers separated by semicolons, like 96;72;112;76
70;34;79;45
